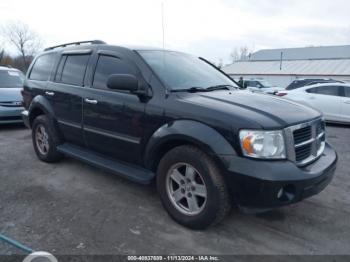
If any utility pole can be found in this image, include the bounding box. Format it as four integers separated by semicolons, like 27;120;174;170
280;51;283;70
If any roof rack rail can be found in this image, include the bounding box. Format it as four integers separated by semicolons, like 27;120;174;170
44;40;106;51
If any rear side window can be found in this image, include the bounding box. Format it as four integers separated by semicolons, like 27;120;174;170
92;55;136;89
29;54;55;81
55;55;90;86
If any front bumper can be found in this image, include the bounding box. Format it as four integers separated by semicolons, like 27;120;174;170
0;106;24;124
224;143;337;212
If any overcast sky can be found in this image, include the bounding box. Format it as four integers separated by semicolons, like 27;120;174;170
1;0;349;64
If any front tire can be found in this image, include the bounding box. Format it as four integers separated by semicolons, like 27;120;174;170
157;145;231;229
32;115;63;163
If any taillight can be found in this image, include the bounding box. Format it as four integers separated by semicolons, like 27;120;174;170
276;92;287;97
21;89;32;108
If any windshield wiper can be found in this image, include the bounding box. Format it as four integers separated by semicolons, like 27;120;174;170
171;87;208;93
171;85;233;93
205;85;233;91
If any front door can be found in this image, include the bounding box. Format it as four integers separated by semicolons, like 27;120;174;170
83;52;146;163
306;85;342;121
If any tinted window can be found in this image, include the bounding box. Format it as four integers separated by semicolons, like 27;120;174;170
59;55;90;86
308;86;340;96
29;54;55;81
0;70;24;88
93;55;136;89
306;87;318;94
344;86;350;97
138;51;238;90
246;81;259;87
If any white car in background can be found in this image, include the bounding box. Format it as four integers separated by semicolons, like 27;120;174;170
277;83;350;124
244;79;284;95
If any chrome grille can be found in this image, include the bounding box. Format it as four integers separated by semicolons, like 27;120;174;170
293;126;312;144
285;118;326;166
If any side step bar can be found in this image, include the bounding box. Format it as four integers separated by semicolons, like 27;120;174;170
57;143;155;184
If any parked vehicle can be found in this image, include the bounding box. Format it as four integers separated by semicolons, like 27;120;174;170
286;78;344;90
22;41;337;229
244;79;284;94
0;66;25;124
277;83;350;124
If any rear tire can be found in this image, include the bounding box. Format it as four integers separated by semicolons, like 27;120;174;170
32;115;63;163
157;145;231;229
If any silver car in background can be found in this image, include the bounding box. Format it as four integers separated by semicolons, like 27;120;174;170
0;66;25;124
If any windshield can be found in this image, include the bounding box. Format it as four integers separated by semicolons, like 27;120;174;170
0;70;24;88
258;80;273;88
138;51;238;90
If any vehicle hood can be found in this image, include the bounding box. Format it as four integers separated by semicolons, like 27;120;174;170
177;90;321;129
0;88;22;102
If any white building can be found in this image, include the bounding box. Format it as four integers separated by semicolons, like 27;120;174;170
222;45;350;88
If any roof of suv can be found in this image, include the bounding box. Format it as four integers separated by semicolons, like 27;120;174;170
42;40;173;54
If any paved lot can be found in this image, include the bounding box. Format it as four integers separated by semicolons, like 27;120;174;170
0;124;349;255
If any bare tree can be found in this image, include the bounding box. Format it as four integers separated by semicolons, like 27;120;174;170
0;49;4;64
217;58;223;69
229;46;253;63
1;21;42;68
0;41;5;64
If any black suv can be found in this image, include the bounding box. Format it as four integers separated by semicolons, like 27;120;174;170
22;40;337;229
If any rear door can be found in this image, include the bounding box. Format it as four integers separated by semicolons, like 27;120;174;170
48;49;92;146
305;85;342;121
82;50;146;164
341;85;350;123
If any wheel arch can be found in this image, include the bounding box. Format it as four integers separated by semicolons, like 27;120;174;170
144;120;237;173
28;95;55;127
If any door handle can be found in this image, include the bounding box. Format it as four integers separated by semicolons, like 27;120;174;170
45;91;55;96
84;98;98;104
345;101;350;104
309;96;315;100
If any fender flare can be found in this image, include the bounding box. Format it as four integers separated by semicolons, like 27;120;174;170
144;120;237;170
28;95;56;127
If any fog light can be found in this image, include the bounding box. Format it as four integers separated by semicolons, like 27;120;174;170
277;188;284;199
277;184;296;202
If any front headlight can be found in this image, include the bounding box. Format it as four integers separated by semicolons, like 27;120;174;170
239;130;286;159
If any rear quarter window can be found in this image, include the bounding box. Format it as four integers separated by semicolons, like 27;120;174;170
29;53;55;81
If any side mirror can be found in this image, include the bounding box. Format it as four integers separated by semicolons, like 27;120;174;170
107;74;138;92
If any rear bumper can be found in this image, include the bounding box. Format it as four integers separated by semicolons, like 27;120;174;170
224;143;337;212
0;106;24;124
21;110;30;128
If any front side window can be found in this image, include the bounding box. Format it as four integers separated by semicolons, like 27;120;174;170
315;86;340;96
306;87;318;94
93;55;136;89
0;70;24;88
29;54;55;81
57;55;90;86
138;51;238;90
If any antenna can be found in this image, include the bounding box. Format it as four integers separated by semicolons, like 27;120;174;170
161;1;165;49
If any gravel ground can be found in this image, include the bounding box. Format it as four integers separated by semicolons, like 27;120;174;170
0;124;349;256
